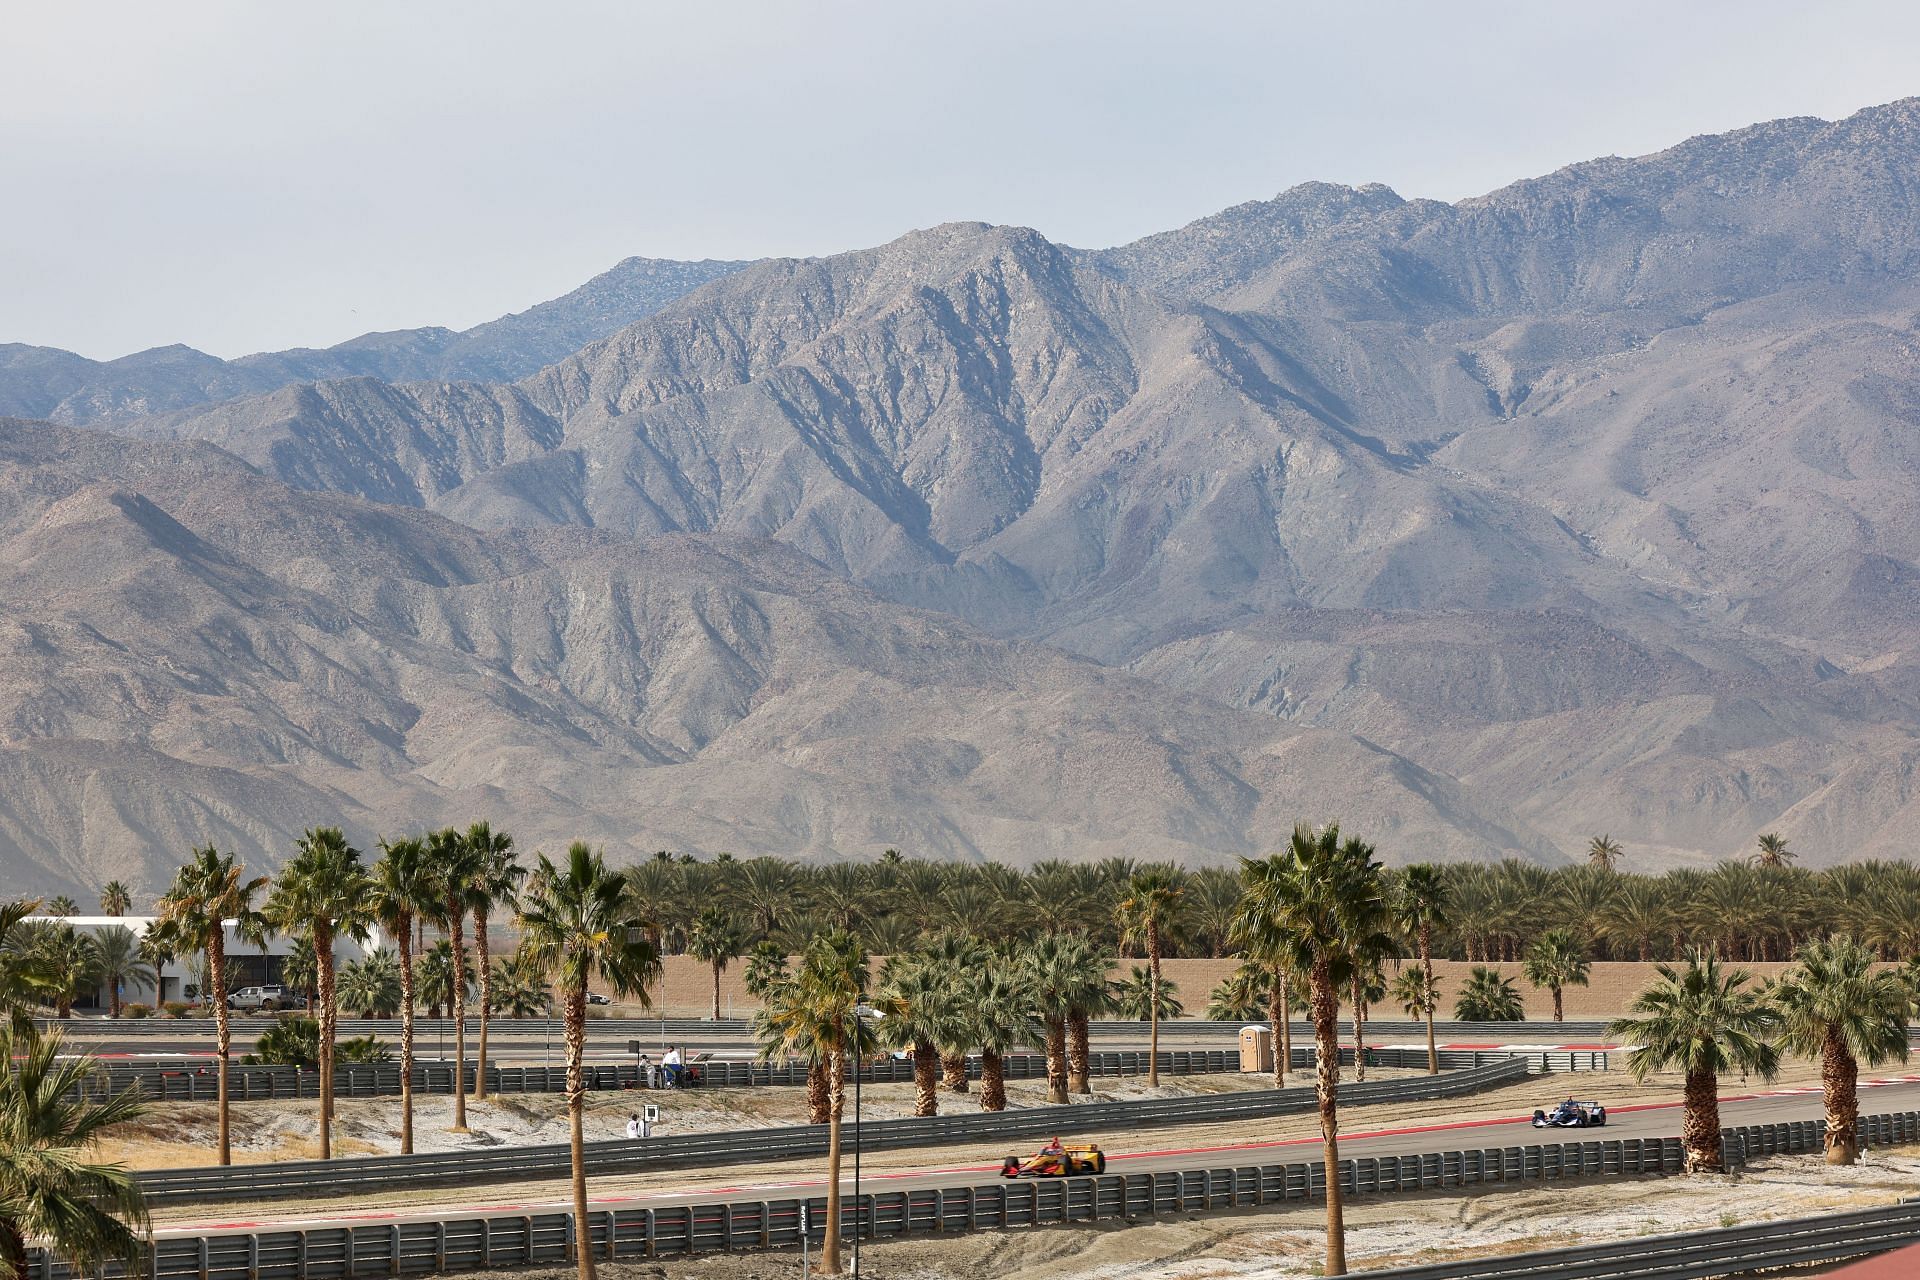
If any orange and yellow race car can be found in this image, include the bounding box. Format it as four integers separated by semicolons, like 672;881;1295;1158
1000;1137;1107;1177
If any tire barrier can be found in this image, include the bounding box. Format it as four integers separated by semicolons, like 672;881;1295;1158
129;1059;1532;1204
52;1108;1920;1280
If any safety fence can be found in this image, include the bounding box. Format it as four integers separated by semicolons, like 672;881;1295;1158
130;1058;1531;1204
78;1050;1242;1103
54;1109;1920;1280
89;1044;1605;1105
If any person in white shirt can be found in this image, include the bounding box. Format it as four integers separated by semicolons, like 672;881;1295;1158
662;1046;683;1088
625;1113;641;1140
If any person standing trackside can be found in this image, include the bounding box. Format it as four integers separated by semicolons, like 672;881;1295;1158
625;1113;641;1140
662;1044;683;1088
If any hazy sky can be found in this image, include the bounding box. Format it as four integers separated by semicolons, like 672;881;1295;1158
7;0;1920;360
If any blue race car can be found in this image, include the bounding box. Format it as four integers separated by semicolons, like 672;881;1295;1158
1533;1098;1607;1127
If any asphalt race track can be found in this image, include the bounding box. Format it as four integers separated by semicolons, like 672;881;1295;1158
157;1076;1920;1236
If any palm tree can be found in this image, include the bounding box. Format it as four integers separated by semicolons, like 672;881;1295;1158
1;899;55;1030
337;949;402;1017
280;935;318;1009
464;821;522;1103
44;896;76;917
755;932;869;1276
1586;834;1625;872
1523;928;1591;1022
728;858;799;938
966;967;1042;1112
90;926;154;1018
1206;962;1267;1022
427;826;482;1130
150;847;266;1166
1770;935;1910;1164
416;939;463;1019
97;881;131;917
1236;824;1389;1277
921;931;988;1094
0;1026;150;1279
1115;867;1189;1087
1391;968;1441;1042
29;925;101;1018
742;941;790;1000
1598;877;1671;962
1112;964;1184;1021
1395;864;1450;1073
1058;938;1114;1096
369;836;436;1155
686;907;746;1021
489;946;554;1017
517;841;661;1280
875;955;960;1117
1608;950;1780;1171
1453;965;1525;1021
262;827;373;1160
1753;832;1796;869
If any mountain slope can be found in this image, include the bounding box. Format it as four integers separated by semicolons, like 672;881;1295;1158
0;420;1558;895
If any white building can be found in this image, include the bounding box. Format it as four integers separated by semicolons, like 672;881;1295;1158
23;915;387;1010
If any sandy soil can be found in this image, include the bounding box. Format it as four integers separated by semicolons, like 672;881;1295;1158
465;1147;1920;1280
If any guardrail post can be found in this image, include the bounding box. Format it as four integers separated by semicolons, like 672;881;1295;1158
295;1230;307;1280
345;1227;356;1279
197;1237;208;1280
605;1210;618;1260
246;1231;259;1280
643;1210;655;1258
478;1219;490;1268
388;1224;400;1276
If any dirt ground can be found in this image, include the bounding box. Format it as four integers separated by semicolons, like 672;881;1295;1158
455;1147;1920;1280
622;957;1789;1020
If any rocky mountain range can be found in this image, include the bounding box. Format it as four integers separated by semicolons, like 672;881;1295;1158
5;99;1920;895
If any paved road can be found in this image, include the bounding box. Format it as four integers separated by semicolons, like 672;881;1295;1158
159;1075;1920;1235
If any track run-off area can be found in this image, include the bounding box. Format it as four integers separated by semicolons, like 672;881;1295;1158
150;1073;1920;1238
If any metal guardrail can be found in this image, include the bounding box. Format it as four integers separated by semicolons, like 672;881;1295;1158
129;1058;1532;1204
57;1108;1920;1280
1353;1200;1920;1278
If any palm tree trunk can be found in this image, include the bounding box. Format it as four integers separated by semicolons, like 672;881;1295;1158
397;916;416;1155
807;1058;830;1124
1552;985;1564;1023
1682;1066;1723;1172
564;984;593;1280
315;922;336;1161
1267;970;1287;1088
1147;922;1162;1088
1420;924;1437;1075
1044;1016;1068;1104
1823;1030;1860;1165
1068;1009;1091;1095
711;961;721;1022
449;912;469;1131
912;1037;938;1116
1351;971;1367;1083
822;1045;846;1276
980;1048;1007;1111
209;932;233;1165
1312;955;1346;1275
942;1051;970;1093
473;909;492;1102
